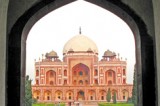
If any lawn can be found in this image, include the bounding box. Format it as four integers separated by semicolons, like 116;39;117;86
32;103;65;106
98;103;134;106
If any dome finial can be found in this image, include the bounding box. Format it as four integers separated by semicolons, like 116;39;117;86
79;27;81;34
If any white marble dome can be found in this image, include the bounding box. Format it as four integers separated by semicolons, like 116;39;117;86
63;34;98;54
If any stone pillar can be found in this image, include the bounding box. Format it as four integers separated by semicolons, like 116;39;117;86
153;1;160;106
85;89;87;100
63;89;67;101
74;89;77;100
0;0;8;106
52;88;55;101
96;88;99;100
119;88;122;101
41;89;44;102
71;67;72;86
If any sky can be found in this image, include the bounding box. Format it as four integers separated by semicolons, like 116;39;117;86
26;0;135;84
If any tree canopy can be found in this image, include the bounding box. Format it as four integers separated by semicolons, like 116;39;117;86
25;75;36;106
107;88;111;102
113;92;117;104
132;64;137;105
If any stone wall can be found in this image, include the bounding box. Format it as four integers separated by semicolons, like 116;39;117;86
153;0;160;105
0;0;9;106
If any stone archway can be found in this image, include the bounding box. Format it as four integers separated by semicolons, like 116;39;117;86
44;90;52;101
72;63;90;85
33;90;40;100
46;70;56;85
6;0;156;106
105;70;116;85
66;90;74;100
77;90;85;100
99;90;106;101
88;90;96;100
122;89;129;101
55;90;63;100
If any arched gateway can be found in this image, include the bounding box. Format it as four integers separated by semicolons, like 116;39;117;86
32;34;133;103
72;63;90;85
77;91;85;100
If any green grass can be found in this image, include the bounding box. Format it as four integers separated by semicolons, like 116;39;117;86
32;103;44;106
98;102;134;106
32;103;65;106
33;102;133;106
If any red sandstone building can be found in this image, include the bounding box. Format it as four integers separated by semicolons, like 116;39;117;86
32;34;133;103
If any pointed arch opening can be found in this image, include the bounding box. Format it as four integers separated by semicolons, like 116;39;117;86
77;90;85;100
72;63;90;85
105;70;116;85
46;70;56;85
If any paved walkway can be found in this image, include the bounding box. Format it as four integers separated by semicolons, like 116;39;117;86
66;102;98;106
66;104;98;106
81;104;98;106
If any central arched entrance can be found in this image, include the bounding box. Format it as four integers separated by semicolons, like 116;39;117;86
72;63;90;86
77;90;85;100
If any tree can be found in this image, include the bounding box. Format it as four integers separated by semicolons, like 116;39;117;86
127;97;133;103
113;92;117;104
132;64;137;106
106;88;111;102
25;75;36;106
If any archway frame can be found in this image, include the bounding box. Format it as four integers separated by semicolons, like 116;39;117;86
7;0;155;106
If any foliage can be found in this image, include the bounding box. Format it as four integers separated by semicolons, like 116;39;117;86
113;92;117;104
127;97;132;103
25;75;36;106
132;64;137;106
98;102;134;106
106;88;111;102
32;98;37;104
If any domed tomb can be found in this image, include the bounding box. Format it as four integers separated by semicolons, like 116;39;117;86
63;35;98;54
